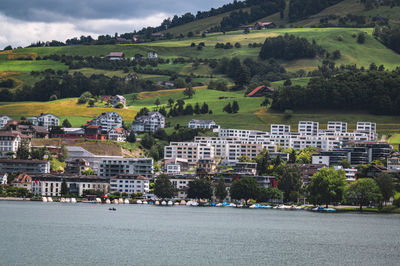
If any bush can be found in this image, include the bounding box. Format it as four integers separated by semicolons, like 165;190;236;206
337;35;343;41
393;193;400;207
357;32;365;44
114;102;124;109
284;109;293;119
49;94;58;101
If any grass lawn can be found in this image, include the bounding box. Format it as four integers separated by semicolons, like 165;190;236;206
0;59;67;72
388;134;400;145
271;77;311;87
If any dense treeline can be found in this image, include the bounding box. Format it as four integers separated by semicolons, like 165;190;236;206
219;0;285;31
288;0;342;22
259;34;325;60
374;26;400;54
213;57;287;86
271;69;400;115
0;72;156;102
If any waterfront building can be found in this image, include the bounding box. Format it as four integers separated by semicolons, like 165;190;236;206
109;174;149;195
0;159;50;174
98;158;153;178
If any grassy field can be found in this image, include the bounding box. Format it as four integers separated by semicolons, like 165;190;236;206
388;134;400;145
0;98;138;127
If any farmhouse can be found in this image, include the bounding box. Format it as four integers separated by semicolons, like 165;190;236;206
240;21;276;30
107;52;124;60
111;95;126;108
107;127;128;142
247;85;275;97
2;120;49;138
148;51;158;59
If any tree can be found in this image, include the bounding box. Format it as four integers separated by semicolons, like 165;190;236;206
61;179;69;196
183;84;195;98
288;149;297;164
255;149;270;175
238;155;252;163
88;99;95;107
49;94;57;101
200;102;209;114
3;45;12;51
58;144;69;162
307;167;347;207
82;168;95;175
154;174;175;200
230;176;259;205
283;79;292;86
141;134;155;149
284;109;293;119
223;102;232;113
215;178;228;202
62;119;72;128
338;158;351;168
278;165;302;203
194;103;201;114
374;173;394;205
154;98;161;107
346;178;382;211
231;101;240;113
168;98;174;107
257;187;283;202
127;131;136;143
357;32;366;44
187;178;212;201
78;91;92;104
16;139;30;160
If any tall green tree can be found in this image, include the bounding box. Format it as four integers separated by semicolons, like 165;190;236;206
346;178;382;211
307;167;347;207
16;139;30;160
257;187;283;202
61;179;69;196
223;102;232;113
62;119;72;128
168;98;174;107
231;101;240;113
58;144;69;162
154;98;161;107
127;131;136;143
187;178;212;201
183;84;195;98
154;174;175;200
215;178;228;202
255;149;269;175
374;173;394;206
230;176;259;205
278;165;302;203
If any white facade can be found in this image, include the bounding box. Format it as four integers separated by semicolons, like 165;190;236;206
0;173;7;185
111;95;126;108
312;155;330;166
89;111;123;132
0;159;50;174
357;122;377;140
107;127;127;142
166;164;181;174
0;131;24;158
187;119;219;129
327;121;347;133
164;142;214;164
270;124;290;135
110;175;149;195
98;158;153;178
132;112;165;133
28;113;59;130
334;166;357;182
0;115;11;129
298;121;319;136
148;51;158;59
387;157;400;172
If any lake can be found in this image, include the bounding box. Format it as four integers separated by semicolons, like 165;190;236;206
0;201;399;266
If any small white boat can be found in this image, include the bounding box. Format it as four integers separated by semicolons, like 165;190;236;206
124;199;129;204
42;197;48;202
161;201;167;206
47;197;53;202
174;202;180;206
216;203;222;207
229;203;236;207
71;198;77;203
60;198;66;203
105;199;111;204
137;200;143;204
118;198;124;204
96;198;102;203
180;200;186;205
249;204;256;209
155;200;160;205
65;198;71;203
143;201;148;205
112;199;119;204
167;201;173;206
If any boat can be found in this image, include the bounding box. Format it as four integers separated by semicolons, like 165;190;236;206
216;203;222;207
112;199;119;204
161;201;167;206
96;198;102;203
211;202;217;207
71;198;77;203
47;197;53;202
118;198;124;204
222;202;230;207
42;197;47;202
65;198;71;203
60;198;66;203
249;204;256;209
105;199;111;204
143;201;148;205
180;200;186;205
124;199;129;204
137;200;143;204
229;203;237;207
325;208;337;212
167;201;173;206
155;200;160;205
174;202;180;206
264;205;272;209
108;207;117;211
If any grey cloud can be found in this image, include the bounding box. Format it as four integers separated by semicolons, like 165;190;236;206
0;0;234;22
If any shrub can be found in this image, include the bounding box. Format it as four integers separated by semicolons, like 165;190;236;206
284;109;293;119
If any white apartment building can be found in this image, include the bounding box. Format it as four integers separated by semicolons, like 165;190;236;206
0;115;11;129
30;174;109;197
0;131;26;158
270;124;290;135
28;113;59;130
0;172;8;185
387;157;400;172
327;121;347;133
132;112;165;133
107;127;127;142
164;142;214;165
298;121;319;136
187;119;219;129
89;111;123;133
357;122;377;140
110;174;149;195
98;158;153;178
218;128;262;139
334;166;357;182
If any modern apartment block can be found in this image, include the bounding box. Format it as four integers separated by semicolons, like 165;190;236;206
110;174;150;195
0;159;50;174
298;121;319;136
98;158;153;178
327;121;347;133
28;113;59;130
270;124;290;135
164;142;214;165
357;122;377;140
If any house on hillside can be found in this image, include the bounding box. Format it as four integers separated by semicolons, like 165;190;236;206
28;113;59;130
111;95;126;108
132;54;144;60
247;85;275;97
132;112;165;133
107;52;124;60
108;127;128;142
148;51;158;59
0;115;11;129
87;111;123;133
187;119;220;130
240;21;276;30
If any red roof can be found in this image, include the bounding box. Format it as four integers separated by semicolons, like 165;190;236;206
247;85;275;97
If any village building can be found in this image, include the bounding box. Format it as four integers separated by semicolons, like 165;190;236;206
2;120;48;138
11;173;33;191
187;119;220;130
387;156;400;172
132;54;144;60
0;172;8;185
28;113;59;130
164;142;214;165
110;174;150;195
107;127;128;142
107;52;124;60
111;95;126;108
246;85;275;97
0;159;50;174
196;158;217;176
132;112;165;133
98;158;153;178
0;115;11;129
148;51;158;59
0;131;29;158
164;158;189;174
88;111;123;133
65;158;91;175
240;21;276;30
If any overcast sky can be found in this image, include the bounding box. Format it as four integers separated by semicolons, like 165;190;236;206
0;0;233;49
